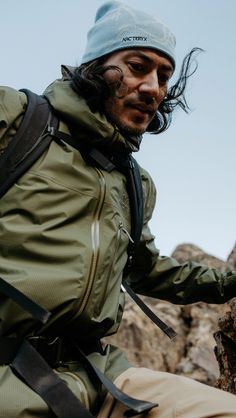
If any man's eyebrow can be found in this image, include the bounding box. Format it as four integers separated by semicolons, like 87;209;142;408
127;50;173;72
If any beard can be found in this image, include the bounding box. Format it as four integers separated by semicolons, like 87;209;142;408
107;113;147;136
104;88;157;137
104;98;155;137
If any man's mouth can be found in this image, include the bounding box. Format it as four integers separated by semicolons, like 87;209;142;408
133;104;153;114
125;100;156;116
129;104;156;121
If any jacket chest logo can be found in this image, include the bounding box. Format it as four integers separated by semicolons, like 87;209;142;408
120;191;130;213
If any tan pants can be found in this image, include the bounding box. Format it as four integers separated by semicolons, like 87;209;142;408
98;367;236;417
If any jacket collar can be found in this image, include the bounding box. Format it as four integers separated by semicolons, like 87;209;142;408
44;67;142;154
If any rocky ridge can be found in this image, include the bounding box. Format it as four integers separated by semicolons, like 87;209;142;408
106;242;236;392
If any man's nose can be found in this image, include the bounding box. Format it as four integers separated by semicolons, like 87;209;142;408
139;73;159;99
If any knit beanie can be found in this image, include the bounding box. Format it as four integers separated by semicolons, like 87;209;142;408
81;1;176;68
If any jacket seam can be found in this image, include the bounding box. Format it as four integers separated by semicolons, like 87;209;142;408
27;169;100;199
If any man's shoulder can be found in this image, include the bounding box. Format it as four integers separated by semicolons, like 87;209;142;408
138;163;157;206
136;163;157;222
0;86;27;121
0;86;27;148
139;164;155;189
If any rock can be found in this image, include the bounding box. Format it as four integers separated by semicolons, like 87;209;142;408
226;243;236;271
212;244;236;394
107;297;187;373
105;243;236;389
177;302;224;385
214;301;236;392
171;243;226;272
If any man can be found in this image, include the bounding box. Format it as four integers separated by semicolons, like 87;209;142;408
0;1;236;417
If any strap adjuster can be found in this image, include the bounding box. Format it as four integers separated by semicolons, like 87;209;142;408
28;336;66;368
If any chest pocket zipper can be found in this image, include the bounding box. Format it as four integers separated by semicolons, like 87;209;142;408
95;221;133;316
77;168;106;317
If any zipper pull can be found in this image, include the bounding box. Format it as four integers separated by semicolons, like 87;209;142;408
119;222;135;272
120;224;134;244
121;284;126;293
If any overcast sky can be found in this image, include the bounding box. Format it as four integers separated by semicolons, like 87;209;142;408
1;0;236;260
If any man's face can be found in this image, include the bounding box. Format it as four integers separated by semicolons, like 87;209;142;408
102;48;173;136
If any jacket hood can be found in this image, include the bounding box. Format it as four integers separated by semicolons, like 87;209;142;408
43;66;142;154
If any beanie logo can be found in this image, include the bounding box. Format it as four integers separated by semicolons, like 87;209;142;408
122;36;147;42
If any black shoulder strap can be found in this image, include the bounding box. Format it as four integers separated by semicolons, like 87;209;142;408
123;154;144;266
104;152;177;339
0;276;50;324
11;340;94;418
0;89;57;198
117;155;177;340
88;150;177;339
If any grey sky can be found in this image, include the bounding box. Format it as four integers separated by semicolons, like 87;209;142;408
1;0;236;260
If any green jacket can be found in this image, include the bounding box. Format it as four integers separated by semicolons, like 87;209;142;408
0;73;235;414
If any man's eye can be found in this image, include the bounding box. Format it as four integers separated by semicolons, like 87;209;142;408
129;63;145;72
158;73;169;84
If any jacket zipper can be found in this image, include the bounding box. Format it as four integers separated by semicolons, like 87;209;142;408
96;222;133;313
77;167;106;316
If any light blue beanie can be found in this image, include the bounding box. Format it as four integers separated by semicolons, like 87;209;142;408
81;1;176;68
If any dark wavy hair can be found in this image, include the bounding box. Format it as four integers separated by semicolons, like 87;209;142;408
71;47;203;134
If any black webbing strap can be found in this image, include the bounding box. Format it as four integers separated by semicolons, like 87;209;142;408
0;89;56;198
0;336;156;416
50;126;117;172
71;342;158;417
125;155;143;242
0;337;21;364
0;277;50;324
124;154;144;265
113;154;177;339
122;280;177;340
11;340;93;418
92;364;157;417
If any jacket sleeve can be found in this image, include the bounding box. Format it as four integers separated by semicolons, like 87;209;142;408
0;86;27;153
128;170;236;305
